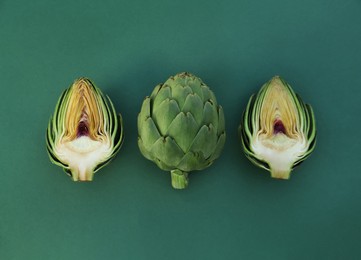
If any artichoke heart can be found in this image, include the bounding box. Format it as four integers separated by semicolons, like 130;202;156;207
138;72;226;189
46;78;123;181
240;76;316;179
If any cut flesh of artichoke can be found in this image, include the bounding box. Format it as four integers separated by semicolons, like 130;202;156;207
46;78;123;181
240;76;316;179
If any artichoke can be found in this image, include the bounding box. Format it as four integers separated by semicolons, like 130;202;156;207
239;76;316;179
138;72;226;189
46;78;124;181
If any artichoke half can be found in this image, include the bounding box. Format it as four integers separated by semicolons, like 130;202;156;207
46;78;124;181
239;76;316;179
138;72;226;189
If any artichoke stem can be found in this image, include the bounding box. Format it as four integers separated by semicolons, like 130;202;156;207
270;169;291;180
170;170;189;189
71;169;94;182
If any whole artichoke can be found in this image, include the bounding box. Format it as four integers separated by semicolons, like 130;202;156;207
239;76;316;179
138;72;226;189
46;77;124;181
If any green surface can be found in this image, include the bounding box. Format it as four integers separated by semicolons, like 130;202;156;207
1;0;361;259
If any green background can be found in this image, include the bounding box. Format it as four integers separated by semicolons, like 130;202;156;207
1;0;361;259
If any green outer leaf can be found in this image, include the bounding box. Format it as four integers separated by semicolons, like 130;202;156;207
138;117;161;151
217;106;225;135
152;99;180;135
209;132;226;162
150;136;185;167
201;84;216;103
138;137;154;161
154;157;174;171
293;103;317;168
152;85;171;111
170;84;193;109
138;97;151;129
166;112;199;153
94;113;124;173
182;93;204;126
46;88;70;170
202;101;218;129
150;84;162;99
187;77;203;99
239;92;270;171
188;124;217;159
176;151;208;172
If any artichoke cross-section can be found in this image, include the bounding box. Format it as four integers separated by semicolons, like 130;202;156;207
239;76;316;179
46;78;124;181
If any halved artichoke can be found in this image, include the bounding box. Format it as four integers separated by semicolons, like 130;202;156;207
46;78;124;181
138;72;226;189
239;76;316;179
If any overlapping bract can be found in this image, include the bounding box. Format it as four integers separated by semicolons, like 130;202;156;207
239;76;316;179
138;72;226;189
46;78;123;181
